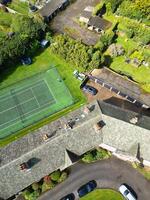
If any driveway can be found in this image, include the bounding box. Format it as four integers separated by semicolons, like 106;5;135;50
39;157;150;200
50;0;100;45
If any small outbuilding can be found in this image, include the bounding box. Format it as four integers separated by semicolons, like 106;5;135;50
88;16;111;33
39;0;70;22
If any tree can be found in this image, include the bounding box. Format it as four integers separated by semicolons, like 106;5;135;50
134;0;150;17
0;15;46;67
50;170;61;182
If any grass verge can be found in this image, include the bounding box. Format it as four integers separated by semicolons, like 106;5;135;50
80;189;124;200
132;162;150;181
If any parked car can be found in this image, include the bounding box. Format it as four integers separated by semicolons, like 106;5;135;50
73;70;85;81
81;85;97;95
77;180;97;197
119;184;137;200
21;56;32;65
60;193;75;200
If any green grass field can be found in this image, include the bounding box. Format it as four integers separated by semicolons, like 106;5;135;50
8;0;29;15
80;189;124;200
0;68;74;139
0;48;86;146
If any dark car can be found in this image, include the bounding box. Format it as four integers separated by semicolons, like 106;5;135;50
81;85;97;95
77;180;97;197
60;193;75;200
21;56;32;65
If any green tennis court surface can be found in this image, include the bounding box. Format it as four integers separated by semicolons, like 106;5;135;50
0;67;74;139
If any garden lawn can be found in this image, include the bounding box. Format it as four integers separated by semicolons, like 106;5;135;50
8;0;29;15
0;11;12;33
80;189;124;200
110;56;150;92
0;48;86;146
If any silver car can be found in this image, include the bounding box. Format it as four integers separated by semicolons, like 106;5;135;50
119;184;137;200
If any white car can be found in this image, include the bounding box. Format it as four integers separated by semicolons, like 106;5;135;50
119;184;137;200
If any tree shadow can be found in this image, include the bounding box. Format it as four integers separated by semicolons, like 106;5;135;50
103;55;113;67
0;48;47;85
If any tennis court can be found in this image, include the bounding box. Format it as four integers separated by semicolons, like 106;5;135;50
0;67;74;139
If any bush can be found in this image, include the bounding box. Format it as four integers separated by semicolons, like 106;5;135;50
41;181;55;193
50;170;61;182
31;182;40;191
58;172;68;183
82;148;111;163
50;34;100;71
82;152;95;163
95;148;111;160
100;30;115;49
94;41;105;52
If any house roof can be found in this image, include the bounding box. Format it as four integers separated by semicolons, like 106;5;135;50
39;0;67;18
92;68;150;107
88;16;111;30
80;10;92;20
98;100;150;161
0;100;150;199
0;101;103;199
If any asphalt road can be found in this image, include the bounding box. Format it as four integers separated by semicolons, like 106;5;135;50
39;157;150;200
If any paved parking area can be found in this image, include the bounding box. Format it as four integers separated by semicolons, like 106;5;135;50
83;80;150;115
50;0;100;45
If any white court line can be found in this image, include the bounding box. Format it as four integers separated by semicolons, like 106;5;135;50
0;78;60;130
0;99;55;129
30;88;40;107
0;97;38;127
0;80;44;102
0;80;45;112
0;97;36;114
44;80;57;103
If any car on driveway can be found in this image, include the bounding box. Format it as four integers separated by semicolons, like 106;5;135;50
81;85;97;95
60;193;75;200
77;180;97;197
119;184;137;200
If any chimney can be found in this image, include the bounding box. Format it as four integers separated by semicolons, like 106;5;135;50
129;117;138;124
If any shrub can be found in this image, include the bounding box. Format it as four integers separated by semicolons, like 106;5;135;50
50;34;95;71
50;170;61;182
82;152;95;163
31;182;40;191
94;41;105;52
41;182;55;193
58;172;68;183
100;30;115;48
43;175;51;184
95;148;111;160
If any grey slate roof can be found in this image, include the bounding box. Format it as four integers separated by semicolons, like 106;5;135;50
98;101;150;161
92;68;150;107
39;0;67;18
0;100;150;199
0;101;103;199
80;10;92;20
88;16;111;30
99;100;150;130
